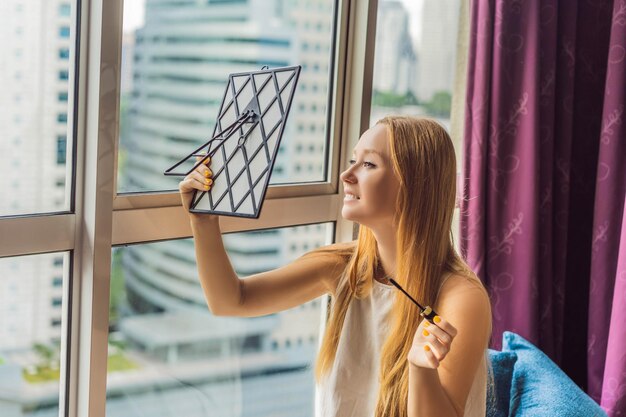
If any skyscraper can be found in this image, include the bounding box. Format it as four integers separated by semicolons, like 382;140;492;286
0;0;71;350
416;0;460;102
372;1;417;97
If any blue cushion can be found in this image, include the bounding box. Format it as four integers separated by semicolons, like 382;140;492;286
502;331;608;417
486;349;518;417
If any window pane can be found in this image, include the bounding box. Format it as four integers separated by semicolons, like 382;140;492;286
117;0;336;194
107;223;333;416
370;0;464;244
0;1;75;216
370;0;460;130
0;252;70;417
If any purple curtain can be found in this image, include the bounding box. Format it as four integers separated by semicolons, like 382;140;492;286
460;0;626;414
592;1;626;413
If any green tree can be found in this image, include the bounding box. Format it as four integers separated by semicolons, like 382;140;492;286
109;249;127;325
33;343;54;363
424;91;452;117
372;90;419;108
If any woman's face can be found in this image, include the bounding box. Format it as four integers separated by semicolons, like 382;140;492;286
340;124;401;228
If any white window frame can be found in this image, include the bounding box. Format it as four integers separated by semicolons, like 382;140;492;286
0;0;380;416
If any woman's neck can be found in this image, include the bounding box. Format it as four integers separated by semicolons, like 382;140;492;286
372;225;397;280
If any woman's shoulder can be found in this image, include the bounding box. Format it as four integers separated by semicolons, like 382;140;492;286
439;271;487;296
299;240;356;295
436;272;491;317
302;240;356;260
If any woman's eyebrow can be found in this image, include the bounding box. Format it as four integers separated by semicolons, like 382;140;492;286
352;149;386;159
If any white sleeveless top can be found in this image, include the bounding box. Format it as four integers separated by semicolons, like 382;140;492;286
315;276;488;417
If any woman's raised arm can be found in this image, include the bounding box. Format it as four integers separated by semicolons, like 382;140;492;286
180;158;348;318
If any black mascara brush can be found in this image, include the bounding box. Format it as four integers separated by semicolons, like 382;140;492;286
388;278;439;323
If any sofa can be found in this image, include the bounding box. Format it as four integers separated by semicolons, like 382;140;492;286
486;332;608;417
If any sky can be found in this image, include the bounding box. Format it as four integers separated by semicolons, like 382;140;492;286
123;0;146;33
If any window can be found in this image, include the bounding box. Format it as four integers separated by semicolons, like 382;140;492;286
370;0;464;128
0;0;373;416
116;0;337;193
107;223;333;413
0;253;69;416
370;0;465;239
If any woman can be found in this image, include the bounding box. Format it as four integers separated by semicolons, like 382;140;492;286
179;116;493;417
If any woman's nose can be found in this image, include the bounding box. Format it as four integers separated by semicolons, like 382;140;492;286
340;165;356;183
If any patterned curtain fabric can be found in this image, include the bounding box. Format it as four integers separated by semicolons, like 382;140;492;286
460;0;625;414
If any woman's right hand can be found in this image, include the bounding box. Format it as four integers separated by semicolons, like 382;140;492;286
179;156;213;212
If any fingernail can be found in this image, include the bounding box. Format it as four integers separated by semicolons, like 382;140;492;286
423;345;430;351
422;330;429;337
423;321;430;327
207;179;213;185
205;179;210;184
204;185;209;190
434;316;441;323
204;171;209;177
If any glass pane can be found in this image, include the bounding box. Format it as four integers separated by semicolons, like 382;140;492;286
0;252;70;416
0;2;76;216
107;223;334;417
117;0;336;194
370;0;460;131
369;0;464;246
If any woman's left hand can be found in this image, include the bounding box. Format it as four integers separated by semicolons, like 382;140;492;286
407;315;458;369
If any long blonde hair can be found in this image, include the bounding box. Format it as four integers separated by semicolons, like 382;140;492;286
311;116;491;417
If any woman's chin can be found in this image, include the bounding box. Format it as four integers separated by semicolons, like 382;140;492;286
341;207;355;222
341;208;363;225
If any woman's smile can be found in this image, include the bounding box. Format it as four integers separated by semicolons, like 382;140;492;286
343;192;360;202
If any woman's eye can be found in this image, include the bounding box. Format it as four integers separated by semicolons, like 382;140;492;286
348;159;376;168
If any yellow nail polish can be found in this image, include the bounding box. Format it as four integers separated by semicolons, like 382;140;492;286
204;185;209;190
424;345;430;351
205;179;210;184
423;330;429;337
434;316;441;323
204;171;209;177
423;321;430;327
207;179;213;185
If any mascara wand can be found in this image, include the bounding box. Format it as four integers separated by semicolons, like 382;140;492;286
388;278;438;323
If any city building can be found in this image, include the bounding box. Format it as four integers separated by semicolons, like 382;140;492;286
373;1;418;97
0;0;71;351
416;0;460;102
